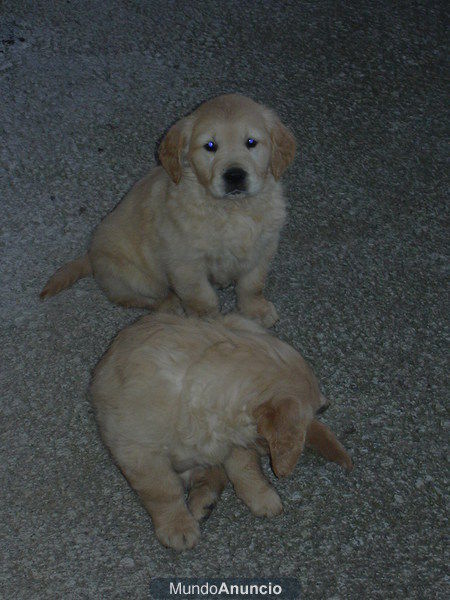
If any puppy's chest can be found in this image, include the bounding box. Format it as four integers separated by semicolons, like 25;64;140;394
204;213;268;281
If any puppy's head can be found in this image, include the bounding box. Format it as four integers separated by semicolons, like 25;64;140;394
253;397;314;478
159;94;296;197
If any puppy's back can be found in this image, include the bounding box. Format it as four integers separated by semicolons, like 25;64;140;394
91;314;319;446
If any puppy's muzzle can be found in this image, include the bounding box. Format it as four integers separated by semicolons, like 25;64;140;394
223;167;247;195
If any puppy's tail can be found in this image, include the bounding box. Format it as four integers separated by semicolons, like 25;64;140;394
306;419;353;471
40;254;92;299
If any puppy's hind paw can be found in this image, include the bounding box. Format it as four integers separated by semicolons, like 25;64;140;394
189;498;217;522
187;466;227;521
155;511;200;551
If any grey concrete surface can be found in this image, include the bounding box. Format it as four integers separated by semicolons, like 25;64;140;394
1;1;448;598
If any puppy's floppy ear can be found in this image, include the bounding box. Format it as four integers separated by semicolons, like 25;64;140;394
254;398;307;478
306;419;353;471
268;113;296;180
159;117;191;184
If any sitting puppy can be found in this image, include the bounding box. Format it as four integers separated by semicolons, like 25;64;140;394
40;94;296;326
90;313;352;551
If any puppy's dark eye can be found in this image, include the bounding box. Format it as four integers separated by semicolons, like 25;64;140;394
246;138;257;149
204;140;217;152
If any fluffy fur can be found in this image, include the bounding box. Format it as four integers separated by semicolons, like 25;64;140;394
90;313;353;551
40;94;296;326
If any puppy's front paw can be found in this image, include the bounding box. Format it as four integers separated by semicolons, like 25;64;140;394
246;487;283;517
156;292;185;316
184;300;219;318
240;298;279;328
155;511;200;551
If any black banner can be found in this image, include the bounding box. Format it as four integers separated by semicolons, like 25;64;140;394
149;578;301;600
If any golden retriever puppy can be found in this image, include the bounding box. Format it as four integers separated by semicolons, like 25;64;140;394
40;94;296;326
90;313;352;551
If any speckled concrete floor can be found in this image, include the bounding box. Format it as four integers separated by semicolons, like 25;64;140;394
1;1;447;598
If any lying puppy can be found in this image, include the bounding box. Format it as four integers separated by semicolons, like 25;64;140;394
90;313;352;551
41;94;296;326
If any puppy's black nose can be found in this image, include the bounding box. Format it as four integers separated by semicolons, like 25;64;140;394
223;167;247;194
223;167;247;184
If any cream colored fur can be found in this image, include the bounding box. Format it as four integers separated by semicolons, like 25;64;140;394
90;313;352;551
41;94;296;327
